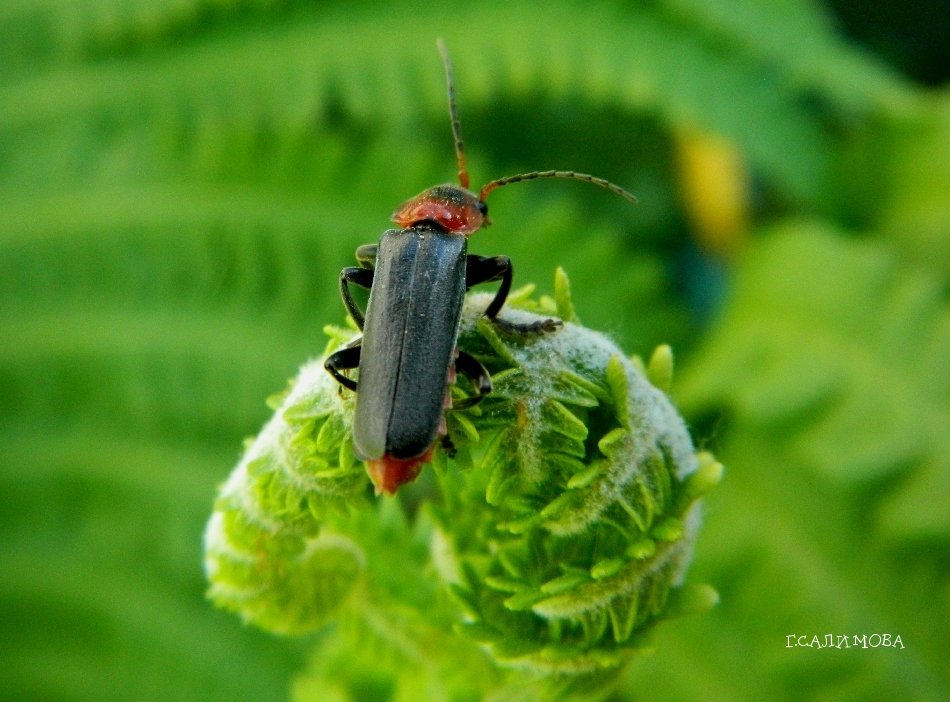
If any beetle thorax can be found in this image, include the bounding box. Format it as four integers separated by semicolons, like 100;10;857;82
391;183;488;235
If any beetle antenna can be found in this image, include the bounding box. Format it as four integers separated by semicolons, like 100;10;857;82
437;38;470;190
479;170;637;204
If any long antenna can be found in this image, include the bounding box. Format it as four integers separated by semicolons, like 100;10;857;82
437;38;470;190
435;41;636;207
479;170;638;203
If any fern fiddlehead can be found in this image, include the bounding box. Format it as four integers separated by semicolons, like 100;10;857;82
204;269;720;698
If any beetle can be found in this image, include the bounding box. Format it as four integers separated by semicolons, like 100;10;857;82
324;40;637;495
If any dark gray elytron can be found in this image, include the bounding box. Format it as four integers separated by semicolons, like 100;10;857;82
324;219;554;469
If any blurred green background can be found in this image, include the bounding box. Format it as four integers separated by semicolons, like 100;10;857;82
1;0;947;700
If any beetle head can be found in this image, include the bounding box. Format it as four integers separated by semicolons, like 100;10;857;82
394;41;635;238
391;184;489;235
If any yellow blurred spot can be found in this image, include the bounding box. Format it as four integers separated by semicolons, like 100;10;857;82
674;128;750;256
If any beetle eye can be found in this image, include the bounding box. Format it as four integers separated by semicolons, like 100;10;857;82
477;201;488;216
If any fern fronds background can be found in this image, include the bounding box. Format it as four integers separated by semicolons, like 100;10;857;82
1;1;947;700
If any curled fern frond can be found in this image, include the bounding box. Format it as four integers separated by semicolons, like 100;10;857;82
203;358;367;634
432;285;718;673
204;268;719;686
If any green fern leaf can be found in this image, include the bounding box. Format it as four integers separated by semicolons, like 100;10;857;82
678;220;949;518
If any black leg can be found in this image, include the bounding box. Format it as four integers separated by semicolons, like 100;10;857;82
465;254;510;317
452;350;492;409
324;343;361;391
465;254;562;334
355;244;378;269
441;434;458;457
340;267;374;329
338;244;378;329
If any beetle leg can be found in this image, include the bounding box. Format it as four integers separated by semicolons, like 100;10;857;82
465;254;510;314
441;434;458;457
355;243;378;269
340;267;374;329
465;255;562;334
338;244;378;329
452;350;492;408
324;343;361;391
